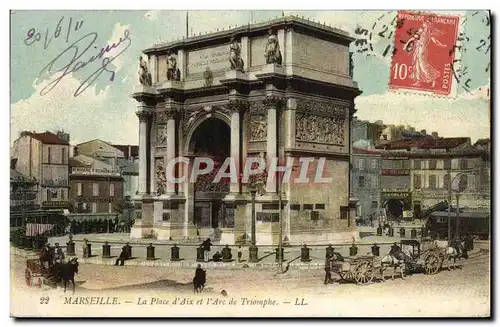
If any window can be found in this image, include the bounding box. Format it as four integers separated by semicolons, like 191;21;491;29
109;183;115;196
77;183;82;196
444;159;451;170
458;174;468;192
60;189;65;200
310;211;319;221
358;176;365;188
414;159;421;170
429;160;437;170
459;159;468;170
303;204;314;210
91;203;97;213
340;206;349;219
371;159;377;169
315;204;325;210
47;147;51;164
358;158;365;170
290;204;300;210
414;174;422;189
371;176;379;189
443;174;450;190
429;175;437;189
371;201;378;209
61;148;66;164
108;203;112;213
92;183;99;196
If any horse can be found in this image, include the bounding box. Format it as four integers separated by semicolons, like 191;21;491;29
380;246;412;281
193;267;206;294
56;258;79;293
433;240;468;270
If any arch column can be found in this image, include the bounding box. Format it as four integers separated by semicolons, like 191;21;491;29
165;108;178;195
263;95;284;194
227;99;249;195
136;109;153;195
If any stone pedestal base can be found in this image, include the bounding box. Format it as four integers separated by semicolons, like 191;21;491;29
219;228;236;245
130;220;154;239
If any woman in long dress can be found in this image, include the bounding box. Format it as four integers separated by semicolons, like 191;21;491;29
404;20;447;88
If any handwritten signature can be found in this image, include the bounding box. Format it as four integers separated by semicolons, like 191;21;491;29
38;29;132;97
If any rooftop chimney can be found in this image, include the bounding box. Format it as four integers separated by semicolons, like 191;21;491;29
431;132;439;138
420;129;427;135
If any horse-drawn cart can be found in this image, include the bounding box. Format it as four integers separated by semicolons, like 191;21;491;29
330;255;382;285
399;239;445;275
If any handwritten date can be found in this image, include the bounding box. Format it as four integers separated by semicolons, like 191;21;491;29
25;16;84;49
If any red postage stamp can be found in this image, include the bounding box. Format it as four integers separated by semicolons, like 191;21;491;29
389;11;460;96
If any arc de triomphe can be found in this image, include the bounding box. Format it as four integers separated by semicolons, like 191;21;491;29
131;16;361;245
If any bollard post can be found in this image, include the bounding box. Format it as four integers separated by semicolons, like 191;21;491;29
196;246;205;262
221;245;232;262
275;247;284;262
249;243;258;263
371;243;380;256
146;243;155;260
301;244;310;262
400;227;406;238
325;245;334;259
377;225;383;236
102;241;111;258
66;235;75;256
170;244;180;261
87;243;92;257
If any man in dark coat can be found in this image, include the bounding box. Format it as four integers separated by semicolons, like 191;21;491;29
324;254;333;285
193;264;206;293
115;245;130;266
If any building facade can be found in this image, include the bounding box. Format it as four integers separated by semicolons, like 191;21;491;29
11;131;70;211
350;147;382;224
376;136;491;220
131;16;361;244
69;155;124;214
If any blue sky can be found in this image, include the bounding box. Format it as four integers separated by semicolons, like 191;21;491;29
10;10;490;145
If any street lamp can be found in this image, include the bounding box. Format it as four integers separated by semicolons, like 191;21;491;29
447;170;475;243
248;180;258;263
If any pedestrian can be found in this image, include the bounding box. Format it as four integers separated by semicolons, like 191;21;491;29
53;242;65;265
237;245;242;263
212;251;222;262
202;238;212;262
82;239;89;258
115;245;130;266
324;253;333;285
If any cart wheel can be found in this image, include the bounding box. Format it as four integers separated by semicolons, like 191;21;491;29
424;252;441;275
25;268;31;287
354;261;374;285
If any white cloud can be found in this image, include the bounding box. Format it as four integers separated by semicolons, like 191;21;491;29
11;73;138;146
355;92;490;143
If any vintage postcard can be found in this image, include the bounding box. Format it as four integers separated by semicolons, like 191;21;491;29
9;9;491;318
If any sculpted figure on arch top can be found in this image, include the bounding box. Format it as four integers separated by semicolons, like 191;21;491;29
138;56;152;86
264;29;282;65
166;51;181;81
228;35;244;73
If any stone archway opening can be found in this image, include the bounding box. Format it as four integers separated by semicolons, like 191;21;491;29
189;117;231;230
385;199;404;220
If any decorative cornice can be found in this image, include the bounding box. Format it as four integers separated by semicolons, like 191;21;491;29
136;111;153;122
263;95;285;110
296;99;347;120
227;99;250;114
